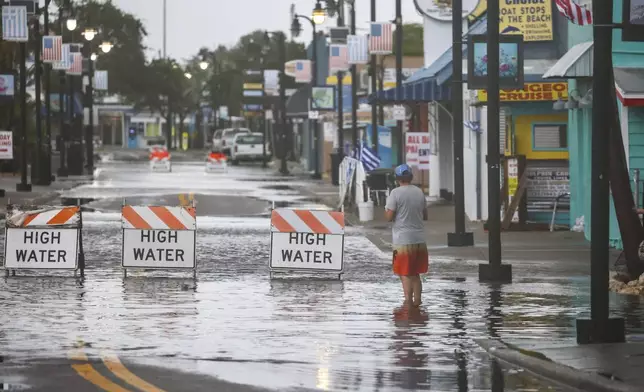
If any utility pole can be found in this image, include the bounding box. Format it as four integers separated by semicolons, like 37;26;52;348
32;6;42;185
349;1;357;155
447;0;473;247
395;0;403;165
17;42;30;192
575;0;625;344
41;0;52;185
478;0;511;282
278;33;289;175
370;0;378;153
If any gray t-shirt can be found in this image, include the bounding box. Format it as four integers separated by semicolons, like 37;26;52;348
385;185;426;245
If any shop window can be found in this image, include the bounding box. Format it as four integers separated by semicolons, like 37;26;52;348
533;123;567;150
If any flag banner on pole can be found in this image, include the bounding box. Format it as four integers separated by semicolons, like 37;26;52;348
554;0;592;25
347;35;369;64
93;70;108;90
67;53;83;75
294;60;311;83
356;142;381;171
52;43;71;70
42;36;63;63
2;6;29;42
329;44;349;74
369;22;393;54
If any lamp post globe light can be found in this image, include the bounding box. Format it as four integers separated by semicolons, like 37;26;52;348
90;53;97;61
66;17;77;31
100;41;113;53
312;1;326;24
199;61;208;70
82;27;97;41
185;72;192;79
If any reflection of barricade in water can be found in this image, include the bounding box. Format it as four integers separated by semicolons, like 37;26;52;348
205;152;227;172
4;203;85;277
149;147;171;172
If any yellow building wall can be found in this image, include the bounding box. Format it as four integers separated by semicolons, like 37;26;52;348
514;113;569;160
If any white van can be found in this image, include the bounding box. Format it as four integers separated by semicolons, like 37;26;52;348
230;132;268;165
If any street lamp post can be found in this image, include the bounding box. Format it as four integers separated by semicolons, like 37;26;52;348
40;0;53;185
294;3;325;180
83;27;97;176
57;5;75;178
32;5;43;185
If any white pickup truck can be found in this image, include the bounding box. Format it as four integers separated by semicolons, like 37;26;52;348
230;132;268;165
213;128;251;156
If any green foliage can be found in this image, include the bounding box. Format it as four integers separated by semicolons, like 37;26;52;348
399;23;424;57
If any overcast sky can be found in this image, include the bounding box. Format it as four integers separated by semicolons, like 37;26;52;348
110;0;424;62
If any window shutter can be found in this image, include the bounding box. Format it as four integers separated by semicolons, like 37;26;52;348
499;108;506;151
534;125;564;149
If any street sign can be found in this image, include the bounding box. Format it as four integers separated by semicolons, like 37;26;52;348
393;105;406;120
269;209;345;274
121;205;196;270
0;130;13;159
4;205;81;271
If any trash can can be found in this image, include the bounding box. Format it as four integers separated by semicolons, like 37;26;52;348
330;152;342;186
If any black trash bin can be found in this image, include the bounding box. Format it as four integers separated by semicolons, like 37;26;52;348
366;168;395;205
330;152;342;185
67;143;83;175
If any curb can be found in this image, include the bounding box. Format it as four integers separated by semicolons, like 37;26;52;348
0;181;89;220
476;339;641;392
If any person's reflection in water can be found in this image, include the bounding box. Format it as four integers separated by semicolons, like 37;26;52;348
390;304;431;390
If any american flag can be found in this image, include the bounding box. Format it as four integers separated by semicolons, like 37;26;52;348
52;43;71;70
294;60;311;83
554;0;592;25
67;52;83;76
93;70;108;90
329;44;349;74
2;6;28;42
347;35;369;64
42;36;63;63
369;22;393;55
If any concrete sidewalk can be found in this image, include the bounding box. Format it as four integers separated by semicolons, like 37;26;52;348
0;175;90;217
294;179;621;273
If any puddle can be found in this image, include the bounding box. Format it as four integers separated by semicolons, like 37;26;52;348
60;197;96;205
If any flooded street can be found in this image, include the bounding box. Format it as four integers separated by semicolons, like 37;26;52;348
2;160;643;391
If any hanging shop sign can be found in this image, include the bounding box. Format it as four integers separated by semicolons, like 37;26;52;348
467;34;525;90
500;0;553;42
405;132;431;170
413;0;481;22
477;82;568;102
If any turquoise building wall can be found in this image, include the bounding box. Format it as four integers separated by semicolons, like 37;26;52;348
566;0;644;248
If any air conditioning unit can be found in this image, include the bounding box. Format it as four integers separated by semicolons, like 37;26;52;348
359;69;370;91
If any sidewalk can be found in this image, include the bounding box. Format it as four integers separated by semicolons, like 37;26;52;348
479;339;643;392
0;175;89;217
294;179;621;272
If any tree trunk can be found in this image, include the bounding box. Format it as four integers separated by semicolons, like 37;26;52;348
608;68;644;279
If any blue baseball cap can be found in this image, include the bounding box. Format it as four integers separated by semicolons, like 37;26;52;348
395;164;412;177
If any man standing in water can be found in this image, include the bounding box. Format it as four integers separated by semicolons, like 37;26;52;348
385;164;428;307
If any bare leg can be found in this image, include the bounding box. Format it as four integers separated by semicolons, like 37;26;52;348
412;275;422;307
400;276;413;305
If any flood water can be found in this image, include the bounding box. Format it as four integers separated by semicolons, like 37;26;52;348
1;161;643;391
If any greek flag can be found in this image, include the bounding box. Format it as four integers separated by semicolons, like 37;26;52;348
358;143;381;171
93;70;108;90
2;6;29;42
347;35;368;64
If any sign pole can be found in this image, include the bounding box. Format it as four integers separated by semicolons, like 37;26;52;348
370;0;378;154
395;0;403;166
447;0;473;247
478;0;511;283
16;42;31;192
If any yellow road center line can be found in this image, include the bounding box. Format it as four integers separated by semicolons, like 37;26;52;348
178;194;187;206
68;349;89;362
71;363;133;392
101;354;167;392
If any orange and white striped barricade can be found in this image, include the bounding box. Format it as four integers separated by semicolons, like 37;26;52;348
149;147;172;172
205;152;227;172
121;201;197;278
3;204;83;276
269;208;345;279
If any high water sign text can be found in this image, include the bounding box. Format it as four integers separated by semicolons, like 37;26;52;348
270;232;344;272
4;228;79;269
122;229;196;269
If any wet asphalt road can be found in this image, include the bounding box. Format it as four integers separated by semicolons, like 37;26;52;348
1;158;644;391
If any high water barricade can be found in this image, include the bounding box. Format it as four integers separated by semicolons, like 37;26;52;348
205;151;227;172
269;208;345;279
121;200;197;278
149;146;171;172
3;203;85;277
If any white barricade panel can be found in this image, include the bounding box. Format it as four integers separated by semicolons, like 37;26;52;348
4;205;81;270
150;158;171;172
121;205;196;269
269;209;345;272
206;153;227;172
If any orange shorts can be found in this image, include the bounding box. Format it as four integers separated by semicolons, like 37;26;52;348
392;243;429;276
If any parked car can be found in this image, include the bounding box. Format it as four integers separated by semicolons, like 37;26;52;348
230;132;269;165
219;128;250;156
211;129;224;152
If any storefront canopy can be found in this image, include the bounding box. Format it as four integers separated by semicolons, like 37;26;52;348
543;41;593;79
615;67;644;107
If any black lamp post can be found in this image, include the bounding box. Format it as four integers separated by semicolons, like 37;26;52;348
82;27;97;176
